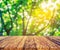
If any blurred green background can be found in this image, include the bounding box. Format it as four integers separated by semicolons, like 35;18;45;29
0;0;60;36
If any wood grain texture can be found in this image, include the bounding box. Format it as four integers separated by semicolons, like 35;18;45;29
0;36;60;50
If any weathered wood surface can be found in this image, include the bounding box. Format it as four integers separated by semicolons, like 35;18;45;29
0;36;60;50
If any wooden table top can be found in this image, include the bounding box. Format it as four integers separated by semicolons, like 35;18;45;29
0;36;60;50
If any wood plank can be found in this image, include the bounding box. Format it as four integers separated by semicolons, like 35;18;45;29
46;36;60;45
4;36;24;50
48;36;60;42
0;36;6;40
0;36;60;50
0;36;9;42
18;36;37;50
0;36;17;50
46;37;60;47
45;36;60;50
36;36;58;50
33;36;49;50
17;36;27;50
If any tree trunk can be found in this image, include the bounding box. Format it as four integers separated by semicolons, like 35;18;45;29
0;10;3;36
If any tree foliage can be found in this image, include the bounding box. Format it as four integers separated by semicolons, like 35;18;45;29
0;0;60;36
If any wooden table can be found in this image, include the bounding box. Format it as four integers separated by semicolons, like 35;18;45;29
0;36;60;50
